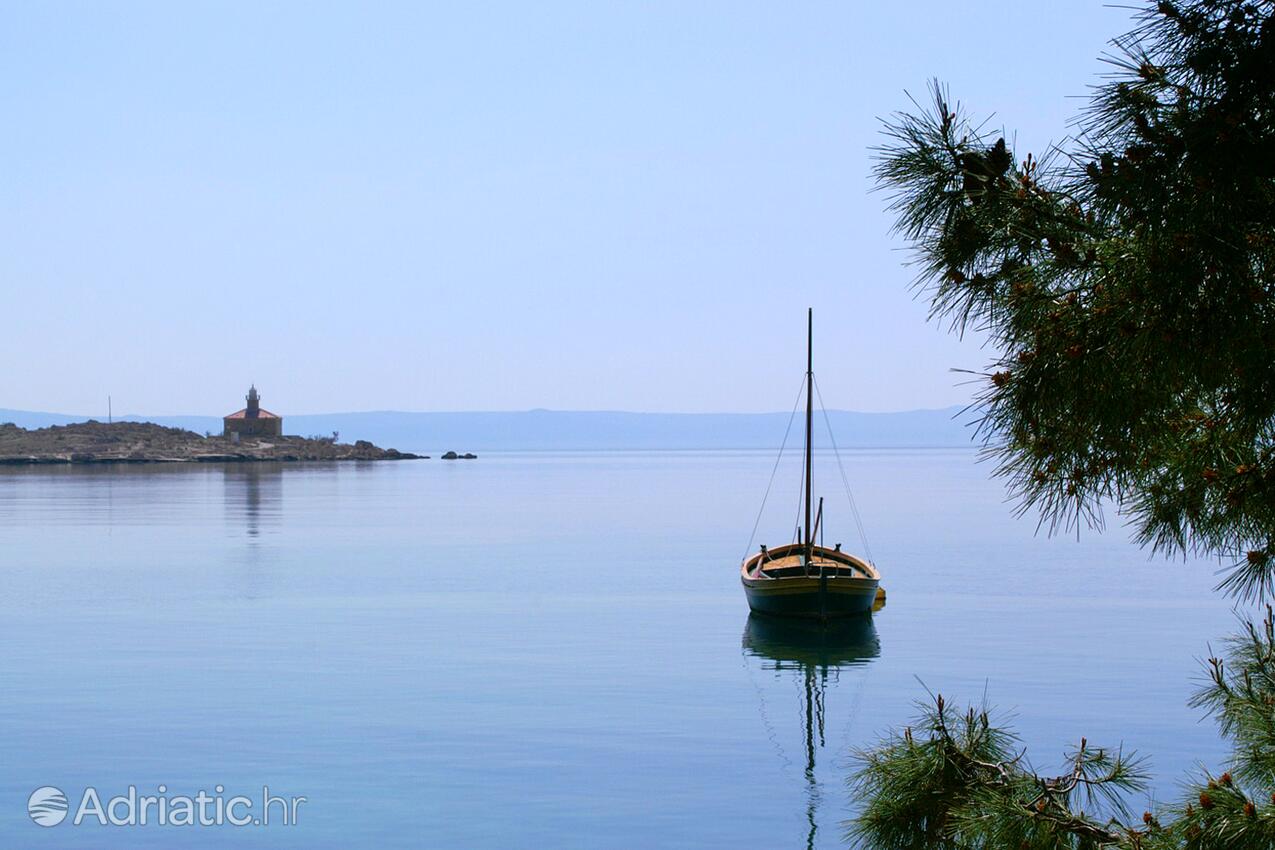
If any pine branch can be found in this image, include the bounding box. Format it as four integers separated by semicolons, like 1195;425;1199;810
873;0;1275;599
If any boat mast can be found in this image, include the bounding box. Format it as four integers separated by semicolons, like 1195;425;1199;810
804;308;813;564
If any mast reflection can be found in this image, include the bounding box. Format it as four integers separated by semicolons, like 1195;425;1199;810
742;614;880;850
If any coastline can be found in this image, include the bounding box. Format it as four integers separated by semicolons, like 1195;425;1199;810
0;421;425;465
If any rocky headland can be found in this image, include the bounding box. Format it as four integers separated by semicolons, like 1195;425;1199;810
0;421;424;464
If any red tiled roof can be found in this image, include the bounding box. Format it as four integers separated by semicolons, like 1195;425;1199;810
223;408;281;420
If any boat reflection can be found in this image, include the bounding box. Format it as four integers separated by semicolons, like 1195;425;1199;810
742;614;880;850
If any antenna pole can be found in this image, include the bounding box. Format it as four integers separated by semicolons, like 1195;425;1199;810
108;395;112;425
804;308;813;565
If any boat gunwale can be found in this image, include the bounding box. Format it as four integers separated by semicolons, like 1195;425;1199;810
741;542;880;584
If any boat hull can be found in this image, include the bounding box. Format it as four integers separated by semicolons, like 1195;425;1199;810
741;575;879;618
740;543;881;620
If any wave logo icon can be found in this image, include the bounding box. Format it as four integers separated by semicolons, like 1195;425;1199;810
27;786;69;827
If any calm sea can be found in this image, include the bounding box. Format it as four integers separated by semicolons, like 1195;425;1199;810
0;450;1239;847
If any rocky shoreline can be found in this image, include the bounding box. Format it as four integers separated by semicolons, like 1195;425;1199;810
0;421;425;465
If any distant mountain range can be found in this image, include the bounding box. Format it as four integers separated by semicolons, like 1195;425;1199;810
0;407;977;453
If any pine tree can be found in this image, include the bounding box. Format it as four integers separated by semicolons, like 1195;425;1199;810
848;612;1275;847
850;1;1275;845
876;0;1275;598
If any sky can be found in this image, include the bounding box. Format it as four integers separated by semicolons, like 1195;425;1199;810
0;1;1139;416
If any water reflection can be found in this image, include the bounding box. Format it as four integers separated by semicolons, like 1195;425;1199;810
222;463;283;537
742;615;880;850
219;464;285;600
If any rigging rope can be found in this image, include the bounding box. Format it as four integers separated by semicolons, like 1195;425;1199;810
741;375;807;563
792;413;807;548
790;370;816;549
813;376;874;564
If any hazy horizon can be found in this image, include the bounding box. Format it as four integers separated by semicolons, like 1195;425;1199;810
0;404;976;451
2;2;1137;415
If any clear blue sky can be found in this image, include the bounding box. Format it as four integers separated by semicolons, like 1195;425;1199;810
1;1;1136;416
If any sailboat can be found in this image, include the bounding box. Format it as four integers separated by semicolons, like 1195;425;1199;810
740;309;883;619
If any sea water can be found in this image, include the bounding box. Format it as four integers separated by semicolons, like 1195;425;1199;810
0;451;1238;847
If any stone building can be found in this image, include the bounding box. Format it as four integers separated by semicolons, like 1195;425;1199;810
223;385;283;438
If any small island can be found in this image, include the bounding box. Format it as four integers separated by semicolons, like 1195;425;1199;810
0;421;423;465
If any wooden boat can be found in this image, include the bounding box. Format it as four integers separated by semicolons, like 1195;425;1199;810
740;309;882;619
